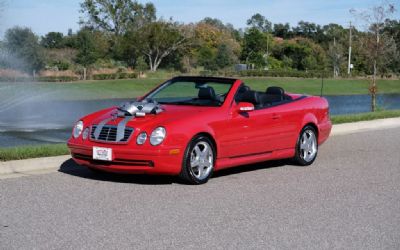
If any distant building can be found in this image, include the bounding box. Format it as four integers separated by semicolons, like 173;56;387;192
235;64;248;72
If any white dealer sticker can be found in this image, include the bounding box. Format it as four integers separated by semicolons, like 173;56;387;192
93;147;112;161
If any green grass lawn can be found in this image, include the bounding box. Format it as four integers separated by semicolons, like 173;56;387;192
331;109;400;124
1;77;399;102
0;144;69;162
245;77;400;95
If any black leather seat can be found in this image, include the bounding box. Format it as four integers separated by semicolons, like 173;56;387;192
266;86;284;96
235;85;251;103
266;86;292;102
198;87;216;100
240;90;262;108
266;86;284;102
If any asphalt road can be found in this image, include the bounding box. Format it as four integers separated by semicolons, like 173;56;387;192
0;128;399;249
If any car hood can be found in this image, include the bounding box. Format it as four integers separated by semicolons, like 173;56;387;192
87;104;216;129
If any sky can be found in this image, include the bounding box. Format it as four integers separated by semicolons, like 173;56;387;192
0;0;399;37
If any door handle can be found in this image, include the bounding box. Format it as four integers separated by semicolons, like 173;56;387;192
272;114;281;120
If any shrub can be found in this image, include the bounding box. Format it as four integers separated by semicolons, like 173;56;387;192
92;72;138;80
36;75;80;82
92;73;117;80
199;69;331;78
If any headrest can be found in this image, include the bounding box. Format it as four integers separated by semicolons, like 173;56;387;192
266;86;284;96
198;87;216;100
241;90;261;105
238;85;250;93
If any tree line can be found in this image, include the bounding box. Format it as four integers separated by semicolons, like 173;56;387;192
0;0;399;80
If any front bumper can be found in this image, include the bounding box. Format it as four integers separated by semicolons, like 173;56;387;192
67;142;184;175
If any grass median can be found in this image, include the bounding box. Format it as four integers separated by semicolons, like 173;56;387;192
331;109;400;124
0;144;69;162
1;109;400;162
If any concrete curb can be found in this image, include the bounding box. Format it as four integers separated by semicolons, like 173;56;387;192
331;117;400;136
0;155;70;178
1;117;400;178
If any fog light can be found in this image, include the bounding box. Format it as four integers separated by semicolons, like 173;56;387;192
136;132;147;145
82;127;90;140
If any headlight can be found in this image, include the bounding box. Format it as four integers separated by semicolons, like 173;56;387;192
73;121;84;139
136;132;147;145
82;127;90;140
150;127;166;146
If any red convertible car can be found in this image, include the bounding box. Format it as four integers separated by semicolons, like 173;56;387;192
68;76;331;184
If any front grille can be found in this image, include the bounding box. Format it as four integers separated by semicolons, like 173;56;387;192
90;125;134;143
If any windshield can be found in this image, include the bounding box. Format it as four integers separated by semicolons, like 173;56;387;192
145;77;234;107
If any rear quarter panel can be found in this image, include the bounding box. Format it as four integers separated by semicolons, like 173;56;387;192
292;96;331;145
266;96;331;150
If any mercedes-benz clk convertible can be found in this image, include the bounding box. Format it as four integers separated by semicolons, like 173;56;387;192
68;76;331;184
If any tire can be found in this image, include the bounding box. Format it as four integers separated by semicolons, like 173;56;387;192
179;135;216;185
293;125;318;166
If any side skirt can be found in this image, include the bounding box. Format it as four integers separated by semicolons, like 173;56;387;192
215;148;295;171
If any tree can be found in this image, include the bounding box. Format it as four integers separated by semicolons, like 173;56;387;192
190;20;240;71
132;21;192;71
272;38;327;71
352;2;398;111
41;32;65;49
200;17;226;30
75;29;99;79
215;43;238;69
327;38;344;77
80;0;156;61
293;21;324;42
247;13;272;33
197;46;217;70
241;27;271;68
200;17;241;42
322;24;346;43
2;27;44;74
383;19;400;73
273;23;292;39
80;0;156;36
135;56;148;77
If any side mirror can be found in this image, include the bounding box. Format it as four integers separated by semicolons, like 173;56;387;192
236;102;255;113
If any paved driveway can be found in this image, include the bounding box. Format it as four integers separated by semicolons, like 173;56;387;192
0;128;399;249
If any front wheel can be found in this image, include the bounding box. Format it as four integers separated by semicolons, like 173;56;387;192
179;136;215;185
293;126;318;166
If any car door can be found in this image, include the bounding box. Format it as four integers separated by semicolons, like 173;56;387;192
252;105;296;152
218;104;282;158
217;109;256;158
270;101;305;149
244;106;283;154
235;102;299;155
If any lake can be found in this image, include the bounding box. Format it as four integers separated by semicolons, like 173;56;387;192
0;94;399;147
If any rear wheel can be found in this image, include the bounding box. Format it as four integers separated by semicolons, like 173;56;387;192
179;136;215;185
293;126;318;166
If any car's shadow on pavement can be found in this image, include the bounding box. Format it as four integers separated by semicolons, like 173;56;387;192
58;159;176;185
59;158;291;185
213;159;288;179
